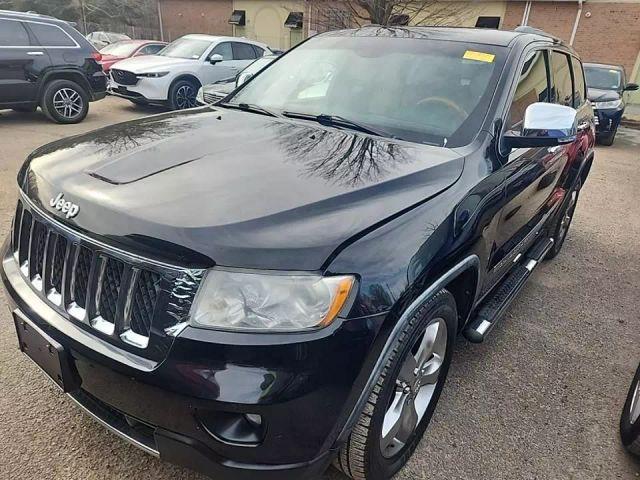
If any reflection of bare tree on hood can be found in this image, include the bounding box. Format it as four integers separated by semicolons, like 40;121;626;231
276;124;411;188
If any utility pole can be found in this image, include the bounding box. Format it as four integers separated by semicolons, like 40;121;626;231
157;0;164;41
80;0;88;34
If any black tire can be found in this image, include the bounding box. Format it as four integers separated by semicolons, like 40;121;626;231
334;289;457;480
11;105;37;113
598;129;617;146
168;79;199;110
620;363;640;456
545;178;582;260
40;79;89;124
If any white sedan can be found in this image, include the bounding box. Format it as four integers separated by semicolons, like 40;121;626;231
108;34;271;110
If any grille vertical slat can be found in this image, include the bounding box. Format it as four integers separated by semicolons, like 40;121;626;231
51;235;68;293
72;246;93;310
18;209;32;267
12;201;23;254
130;270;161;337
28;220;47;280
98;258;125;325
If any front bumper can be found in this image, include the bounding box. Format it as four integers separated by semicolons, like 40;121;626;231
593;107;624;135
109;75;171;102
1;239;382;479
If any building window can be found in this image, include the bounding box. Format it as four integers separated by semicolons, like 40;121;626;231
228;10;246;26
476;16;501;29
285;12;304;29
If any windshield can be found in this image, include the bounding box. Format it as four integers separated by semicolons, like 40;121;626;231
584;66;622;90
106;33;130;42
227;35;505;147
159;37;212;59
100;41;140;57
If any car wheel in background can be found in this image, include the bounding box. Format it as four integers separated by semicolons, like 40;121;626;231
169;79;198;110
621;363;640;456
334;289;457;480
545;178;581;260
598;128;617;146
41;79;89;124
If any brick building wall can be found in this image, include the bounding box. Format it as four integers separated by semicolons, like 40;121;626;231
159;0;233;41
502;1;640;74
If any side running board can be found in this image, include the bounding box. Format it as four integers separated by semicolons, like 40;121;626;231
463;237;555;343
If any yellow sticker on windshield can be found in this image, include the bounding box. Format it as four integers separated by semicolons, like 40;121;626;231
463;50;495;63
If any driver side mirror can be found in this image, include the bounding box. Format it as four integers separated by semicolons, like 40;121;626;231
624;83;639;92
503;102;578;149
209;54;224;65
236;72;253;87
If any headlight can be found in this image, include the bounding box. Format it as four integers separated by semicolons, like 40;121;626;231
137;71;169;78
594;99;622;109
190;270;355;332
196;86;205;105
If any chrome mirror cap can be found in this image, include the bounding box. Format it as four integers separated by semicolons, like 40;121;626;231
504;102;579;149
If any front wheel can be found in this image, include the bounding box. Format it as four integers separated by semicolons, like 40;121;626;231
40;79;89;124
168;79;198;110
621;364;640;456
334;289;457;480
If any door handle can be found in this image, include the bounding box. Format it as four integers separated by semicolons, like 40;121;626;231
27;51;44;56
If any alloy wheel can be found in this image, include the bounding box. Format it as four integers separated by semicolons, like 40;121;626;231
52;88;84;120
380;317;448;458
630;380;640;425
175;84;197;109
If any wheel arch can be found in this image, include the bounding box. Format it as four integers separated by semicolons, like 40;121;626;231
38;69;91;101
334;255;480;447
170;74;202;91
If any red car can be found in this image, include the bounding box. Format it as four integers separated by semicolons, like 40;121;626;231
99;40;167;73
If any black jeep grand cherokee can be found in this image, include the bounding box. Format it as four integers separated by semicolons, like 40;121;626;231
1;27;594;480
0;10;107;123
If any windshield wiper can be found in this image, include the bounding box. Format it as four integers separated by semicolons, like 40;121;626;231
219;102;280;118
282;111;394;139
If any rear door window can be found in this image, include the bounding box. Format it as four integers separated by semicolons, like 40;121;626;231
0;19;31;46
232;42;258;60
508;49;550;129
28;22;76;47
550;51;573;107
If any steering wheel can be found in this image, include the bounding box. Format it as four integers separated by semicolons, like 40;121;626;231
416;97;469;122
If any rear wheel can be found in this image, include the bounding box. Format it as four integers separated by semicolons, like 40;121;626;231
545;178;581;260
621;364;640;456
168;79;198;110
334;289;457;480
40;79;89;124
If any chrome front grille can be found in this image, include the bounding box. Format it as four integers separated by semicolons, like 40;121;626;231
10;198;199;360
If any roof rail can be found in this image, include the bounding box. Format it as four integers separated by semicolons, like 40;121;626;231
0;9;58;20
514;25;562;43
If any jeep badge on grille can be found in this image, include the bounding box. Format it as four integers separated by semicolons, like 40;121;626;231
49;192;79;219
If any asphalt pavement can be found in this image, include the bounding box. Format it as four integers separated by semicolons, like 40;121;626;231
0;98;639;479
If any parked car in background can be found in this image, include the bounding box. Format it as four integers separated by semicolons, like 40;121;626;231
0;10;107;123
86;31;130;50
584;62;639;146
196;54;278;105
108;34;271;109
621;363;640;456
99;40;167;73
1;26;594;480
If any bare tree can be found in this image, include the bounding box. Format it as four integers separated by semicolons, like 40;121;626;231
309;0;478;33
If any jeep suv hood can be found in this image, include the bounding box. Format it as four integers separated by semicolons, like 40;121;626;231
20;108;464;270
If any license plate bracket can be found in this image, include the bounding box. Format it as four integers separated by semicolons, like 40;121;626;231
14;311;79;393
